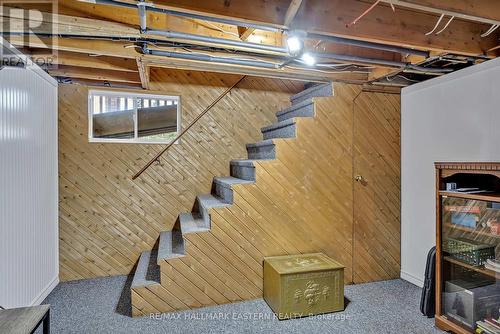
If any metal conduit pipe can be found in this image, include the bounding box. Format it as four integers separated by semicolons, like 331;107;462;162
405;64;453;73
146;29;287;54
137;1;147;33
90;0;431;57
143;46;280;69
307;33;429;58
312;52;453;73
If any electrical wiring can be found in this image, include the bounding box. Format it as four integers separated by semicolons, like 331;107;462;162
386;74;419;83
481;24;499;37
425;14;444;35
287;64;370;74
435;16;454;35
347;0;382;27
201;21;240;38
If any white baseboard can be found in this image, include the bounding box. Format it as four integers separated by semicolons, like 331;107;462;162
30;275;59;306
401;270;424;288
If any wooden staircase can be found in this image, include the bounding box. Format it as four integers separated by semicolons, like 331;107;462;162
130;83;338;316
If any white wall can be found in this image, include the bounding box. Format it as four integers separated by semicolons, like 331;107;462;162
0;55;59;307
401;57;500;287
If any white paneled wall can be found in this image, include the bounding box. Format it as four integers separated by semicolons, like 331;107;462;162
0;62;58;307
401;57;500;287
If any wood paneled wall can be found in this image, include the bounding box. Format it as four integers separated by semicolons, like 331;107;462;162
353;90;401;283
58;69;303;281
131;83;402;315
59;72;400;288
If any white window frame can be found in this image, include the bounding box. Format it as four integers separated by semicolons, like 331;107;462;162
88;89;181;145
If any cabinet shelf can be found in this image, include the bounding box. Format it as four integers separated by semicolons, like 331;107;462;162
435;163;500;334
439;190;500;202
443;256;500;279
443;223;500;239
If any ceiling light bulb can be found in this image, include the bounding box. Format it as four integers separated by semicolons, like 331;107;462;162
301;53;316;66
286;36;303;54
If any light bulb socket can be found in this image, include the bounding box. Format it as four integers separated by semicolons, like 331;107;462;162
285;30;307;56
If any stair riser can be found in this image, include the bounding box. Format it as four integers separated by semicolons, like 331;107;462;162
171;230;185;255
213;182;233;204
262;123;296;140
196;203;210;227
291;84;333;105
277;102;314;122
157;231;185;264
230;164;255;181
247;144;275;160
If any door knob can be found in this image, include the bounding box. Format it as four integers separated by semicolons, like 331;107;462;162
354;175;364;182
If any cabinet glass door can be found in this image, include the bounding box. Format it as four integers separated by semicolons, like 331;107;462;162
440;196;500;332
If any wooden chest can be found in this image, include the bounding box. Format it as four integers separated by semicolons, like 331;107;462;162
263;253;344;319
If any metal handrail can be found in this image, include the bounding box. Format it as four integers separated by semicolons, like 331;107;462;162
131;75;246;180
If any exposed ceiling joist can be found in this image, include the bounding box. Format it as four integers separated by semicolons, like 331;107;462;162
379;0;500;26
27;50;139;72
150;0;286;29
136;57;150;89
49;65;142;83
8;36;137;58
283;0;303;27
292;0;497;57
144;56;369;83
0;6;138;38
3;0;496;87
7;36;369;83
237;27;255;41
146;0;498;56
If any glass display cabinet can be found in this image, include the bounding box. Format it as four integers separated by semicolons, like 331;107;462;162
435;163;500;334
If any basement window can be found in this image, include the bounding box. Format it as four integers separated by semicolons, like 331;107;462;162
88;90;180;144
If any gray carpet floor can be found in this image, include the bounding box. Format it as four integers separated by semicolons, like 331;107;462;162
39;276;444;334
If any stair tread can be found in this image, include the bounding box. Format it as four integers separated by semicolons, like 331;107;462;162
231;159;272;166
276;98;314;117
230;159;255;166
246;139;275;149
290;83;331;102
197;194;231;210
131;251;160;288
261;118;295;132
213;176;254;186
180;212;209;234
157;231;184;264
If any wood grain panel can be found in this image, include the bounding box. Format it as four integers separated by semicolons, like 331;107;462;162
353;92;401;283
129;83;401;316
59;73;401;314
58;68;303;281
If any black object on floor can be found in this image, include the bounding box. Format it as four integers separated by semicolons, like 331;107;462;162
420;246;436;318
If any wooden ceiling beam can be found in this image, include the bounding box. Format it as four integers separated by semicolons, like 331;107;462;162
0;6;139;38
380;0;500;26
8;36;368;83
27;50;139;72
143;0;498;56
144;56;369;83
283;0;303;27
49;65;142;83
237;27;255;41
293;0;497;56
8;36;137;58
58;78;143;89
57;0;283;46
136;57;151;89
150;0;287;29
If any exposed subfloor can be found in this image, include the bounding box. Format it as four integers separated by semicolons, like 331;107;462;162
39;276;444;334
